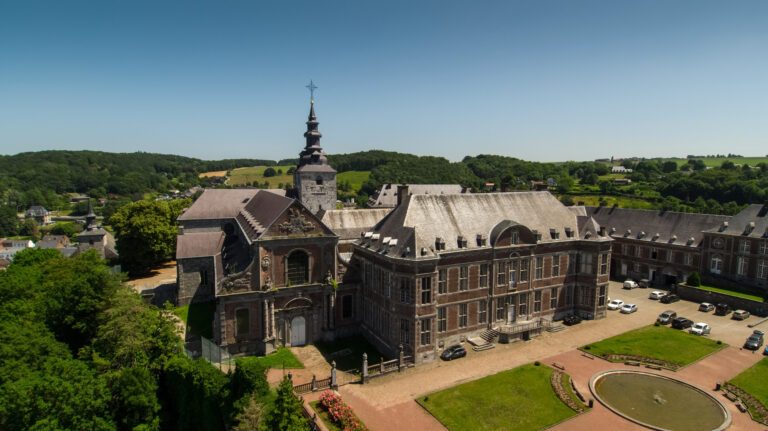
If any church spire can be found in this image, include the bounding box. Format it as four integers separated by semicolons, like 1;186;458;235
85;199;97;230
299;82;327;167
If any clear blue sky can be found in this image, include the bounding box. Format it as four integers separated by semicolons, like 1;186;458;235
1;0;767;162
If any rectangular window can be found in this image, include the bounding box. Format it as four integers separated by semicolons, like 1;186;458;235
552;255;560;277
510;231;519;245
497;261;507;285
621;244;627;255
633;262;640;272
535;257;543;280
437;307;447;332
420;319;431;346
400;278;413;304
496;298;505;321
421;276;432;304
684;253;692;266
550;288;558;309
758;260;768;280
479;299;487;323
400;319;410;345
479;264;489;288
568;253;577;274
520;259;529;281
509;259;518;287
459;303;468;328
200;270;209;286
740;240;751;254
598;285;607;306
580;253;593;274
438;269;447;294
534;290;542;312
760;241;767;255
651;247;658;259
459;266;469;291
518;293;528;316
666;250;674;263
235;308;249;336
565;285;573;305
600;253;608;275
635;246;641;258
737;257;749;276
579;287;594;306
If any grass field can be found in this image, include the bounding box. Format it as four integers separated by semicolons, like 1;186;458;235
695;284;764;302
658;157;768;168
174;301;216;339
228;165;294;187
564;194;656;210
581;325;726;367
337;170;370;192
236;348;304;369
418;364;577;431
730;358;768;419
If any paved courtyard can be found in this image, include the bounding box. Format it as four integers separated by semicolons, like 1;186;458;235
322;282;768;431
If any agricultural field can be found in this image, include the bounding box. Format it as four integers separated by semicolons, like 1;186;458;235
228;165;294;188
199;170;228;178
336;170;370;192
655;157;768;168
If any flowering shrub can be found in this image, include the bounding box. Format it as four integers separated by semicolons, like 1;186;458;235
318;390;367;431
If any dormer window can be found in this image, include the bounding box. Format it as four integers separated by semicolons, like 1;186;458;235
719;221;729;232
435;237;446;250
564;227;573;238
457;236;468;249
476;234;487;247
550;228;559;240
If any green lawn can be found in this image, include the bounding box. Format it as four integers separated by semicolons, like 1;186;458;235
564;194;656;210
730;358;768;416
314;335;386;373
418;364;577;431
237;348;304;369
228;165;294;188
174;301;216;339
337;171;370;193
582;325;726;367
695;284;764;302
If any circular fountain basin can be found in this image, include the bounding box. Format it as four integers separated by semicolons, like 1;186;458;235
590;370;730;431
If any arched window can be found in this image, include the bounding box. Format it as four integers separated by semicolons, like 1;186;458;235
710;255;723;274
287;250;309;285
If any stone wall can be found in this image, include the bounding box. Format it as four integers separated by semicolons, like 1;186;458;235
676;283;768;317
177;256;216;306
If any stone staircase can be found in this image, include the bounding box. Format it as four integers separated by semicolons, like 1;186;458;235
480;328;499;343
546;322;566;333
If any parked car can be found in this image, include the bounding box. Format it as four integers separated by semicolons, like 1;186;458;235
715;303;732;316
440;344;467;361
744;330;765;351
657;310;677;325
649;291;666;300
607;299;625;310
690;322;711;336
620;304;638;314
623;279;638;289
732;310;750;321
660;294;680;304
563;315;582;326
638;279;650;288
671;317;694;329
699;302;715;312
763;345;768;356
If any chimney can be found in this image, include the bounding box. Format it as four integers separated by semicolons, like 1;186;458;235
397;184;409;206
599;226;606;237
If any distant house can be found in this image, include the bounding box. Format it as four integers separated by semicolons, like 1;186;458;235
0;238;35;261
67;193;90;204
75;203;118;260
25;206;51;225
613;178;632;185
611;166;633;174
368;184;464;208
529;181;549;191
38;235;71;249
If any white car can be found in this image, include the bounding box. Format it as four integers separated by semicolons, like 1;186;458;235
649;291;666;300
620;304;638;314
690;322;711;336
623;279;638;289
607;299;625;310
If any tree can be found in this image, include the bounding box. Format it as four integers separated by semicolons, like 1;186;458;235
10;248;60;268
233;395;264;431
661;161;678;173
687;272;701;287
109;199;190;275
262;376;310;431
0;205;19;237
20;218;40;241
582;173;599;186
264;167;277;178
107;367;161;431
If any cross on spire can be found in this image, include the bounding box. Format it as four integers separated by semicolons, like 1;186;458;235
305;80;318;101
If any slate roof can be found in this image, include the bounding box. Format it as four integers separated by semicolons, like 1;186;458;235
235;190;294;240
703;204;768;238
321;209;391;241
364;191;589;259
178;189;259;221
370;184;464;208
176;231;225;259
586;206;731;247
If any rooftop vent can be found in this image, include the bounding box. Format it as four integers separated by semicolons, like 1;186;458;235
371;233;380;241
624;229;632;237
745;222;756;235
669;234;677;243
382;237;391;245
719;221;729;232
638;231;646;239
652;233;660;241
610;227;616;234
421;247;428;256
364;232;373;238
389;239;398;247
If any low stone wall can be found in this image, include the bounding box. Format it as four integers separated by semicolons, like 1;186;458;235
675;284;768;317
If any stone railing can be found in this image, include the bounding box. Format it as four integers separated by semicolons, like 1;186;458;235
723;382;768;425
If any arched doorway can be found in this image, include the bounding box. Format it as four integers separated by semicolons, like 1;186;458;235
290;316;306;346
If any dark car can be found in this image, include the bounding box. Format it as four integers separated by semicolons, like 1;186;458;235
563;315;582;326
744;330;765;351
715;303;731;316
440;344;467;361
660;294;680;304
671;317;693;329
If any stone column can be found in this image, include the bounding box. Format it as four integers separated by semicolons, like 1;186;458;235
263;299;269;340
330;360;338;389
270;300;276;338
398;344;405;371
361;353;368;384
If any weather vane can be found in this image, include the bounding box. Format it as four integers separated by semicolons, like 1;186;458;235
305;80;318;101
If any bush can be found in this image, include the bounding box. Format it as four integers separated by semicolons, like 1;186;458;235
263;168;277;178
160;356;229;431
230;358;269;417
534;361;540;366
687;272;702;287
